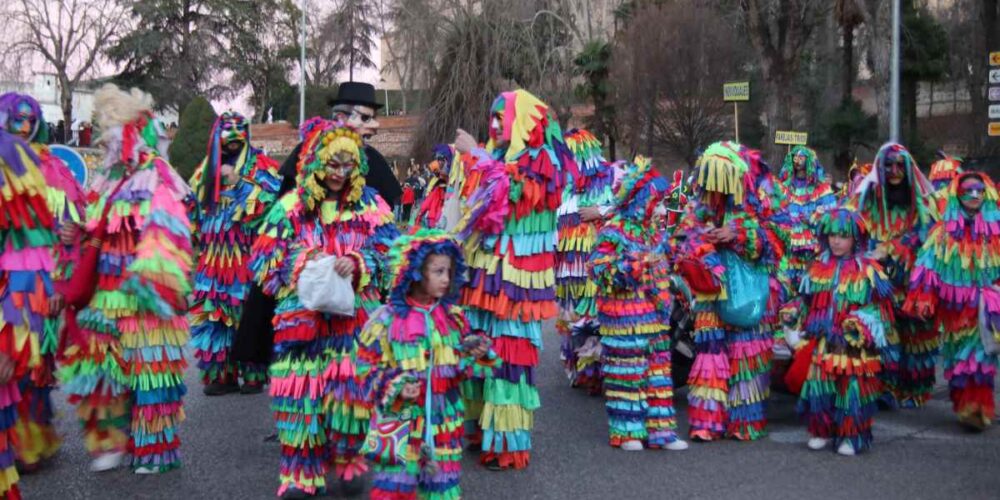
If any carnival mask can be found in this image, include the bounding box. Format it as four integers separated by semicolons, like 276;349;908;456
958;176;986;213
884;152;907;186
219;113;248;152
8;102;37;141
793;153;807;179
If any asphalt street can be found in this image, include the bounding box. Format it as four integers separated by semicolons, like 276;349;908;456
20;324;1000;500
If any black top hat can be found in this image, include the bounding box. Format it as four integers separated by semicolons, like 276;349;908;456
329;82;383;109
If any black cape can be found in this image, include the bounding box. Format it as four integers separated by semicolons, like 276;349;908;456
231;142;402;365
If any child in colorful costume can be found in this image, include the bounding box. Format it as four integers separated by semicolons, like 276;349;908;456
905;172;1000;431
852;143;938;408
409;144;454;231
188;111;282;396
357;229;495;499
0;92;84;472
556;128;615;393
797;207;894;455
777;146;836;291
678;141;782;441
453;89;574;470
0;130;57;498
588;157;688;452
250;120;398;498
58;84;192;474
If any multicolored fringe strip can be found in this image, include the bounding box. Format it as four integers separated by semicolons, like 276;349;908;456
250;121;398;496
188;117;281;386
459;90;574;469
906;172;1000;428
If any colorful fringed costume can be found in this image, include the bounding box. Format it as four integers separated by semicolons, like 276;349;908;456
0;92;84;469
358;229;495;499
556;129;615;393
409;145;453;231
250;121;398;496
777;146;837;291
905;172;1000;429
588;157;683;448
188;111;281;391
797;207;894;454
58;85;192;472
852;143;938;408
679;141;782;441
0;131;56;498
928;154;963;192
456;89;574;470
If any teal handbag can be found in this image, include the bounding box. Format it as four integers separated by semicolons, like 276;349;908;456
716;250;770;328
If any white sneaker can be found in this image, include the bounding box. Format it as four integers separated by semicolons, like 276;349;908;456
837;441;857;456
90;451;124;472
807;437;830;451
665;439;689;451
134;466;161;474
620;440;644;451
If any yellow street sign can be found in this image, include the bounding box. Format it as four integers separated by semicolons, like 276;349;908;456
991;51;1000;66
723;82;750;102
775;130;809;145
989;122;1000;137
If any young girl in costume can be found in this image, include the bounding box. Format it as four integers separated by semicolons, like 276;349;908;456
853;143;938;409
589;157;688;452
679;141;782;442
58;84;192;474
188;111;282;395
451;89;576;470
906;172;1000;431
357;229;495;499
556;128;615;394
0;92;85;472
250;120;398;498
0;130;57;498
797;207;894;456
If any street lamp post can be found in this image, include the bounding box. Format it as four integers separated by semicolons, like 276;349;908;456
890;0;901;143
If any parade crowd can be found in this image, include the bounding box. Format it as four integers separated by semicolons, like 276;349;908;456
0;79;996;500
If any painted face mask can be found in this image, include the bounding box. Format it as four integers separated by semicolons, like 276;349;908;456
219;112;248;149
9;102;37;141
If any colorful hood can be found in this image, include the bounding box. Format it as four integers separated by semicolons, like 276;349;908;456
779;145;826;185
194;110;253;207
92;84;162;169
855;142;936;232
0;92;48;143
386;228;468;316
564;128;608;191
486;89;578;187
816;205;871;254
693;141;751;206
938;171;1000;238
928;154;963;191
294;119;369;212
615;156;670;221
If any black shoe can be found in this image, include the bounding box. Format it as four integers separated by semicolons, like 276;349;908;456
280;487;310;499
240;382;264;395
203;381;240;396
484;459;503;471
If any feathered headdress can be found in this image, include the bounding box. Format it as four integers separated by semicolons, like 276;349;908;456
293;119;368;212
386;228;468;316
93;84;161;168
0;92;48;143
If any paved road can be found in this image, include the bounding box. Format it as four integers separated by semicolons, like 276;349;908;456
21;325;1000;500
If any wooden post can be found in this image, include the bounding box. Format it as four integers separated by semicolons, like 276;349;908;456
734;102;740;143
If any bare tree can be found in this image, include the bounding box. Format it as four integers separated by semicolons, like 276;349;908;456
740;0;829;160
374;0;443;114
4;0;127;129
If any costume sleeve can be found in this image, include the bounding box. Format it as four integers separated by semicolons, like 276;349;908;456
355;197;399;305
250;195;315;298
454;152;510;241
842;262;895;349
879;231;921;289
903;224;944;319
240;154;283;230
588;226;648;293
356;306;417;413
123;162;193;317
452;305;500;379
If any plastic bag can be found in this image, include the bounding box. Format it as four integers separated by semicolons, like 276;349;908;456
297;254;356;316
716;250;769;328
